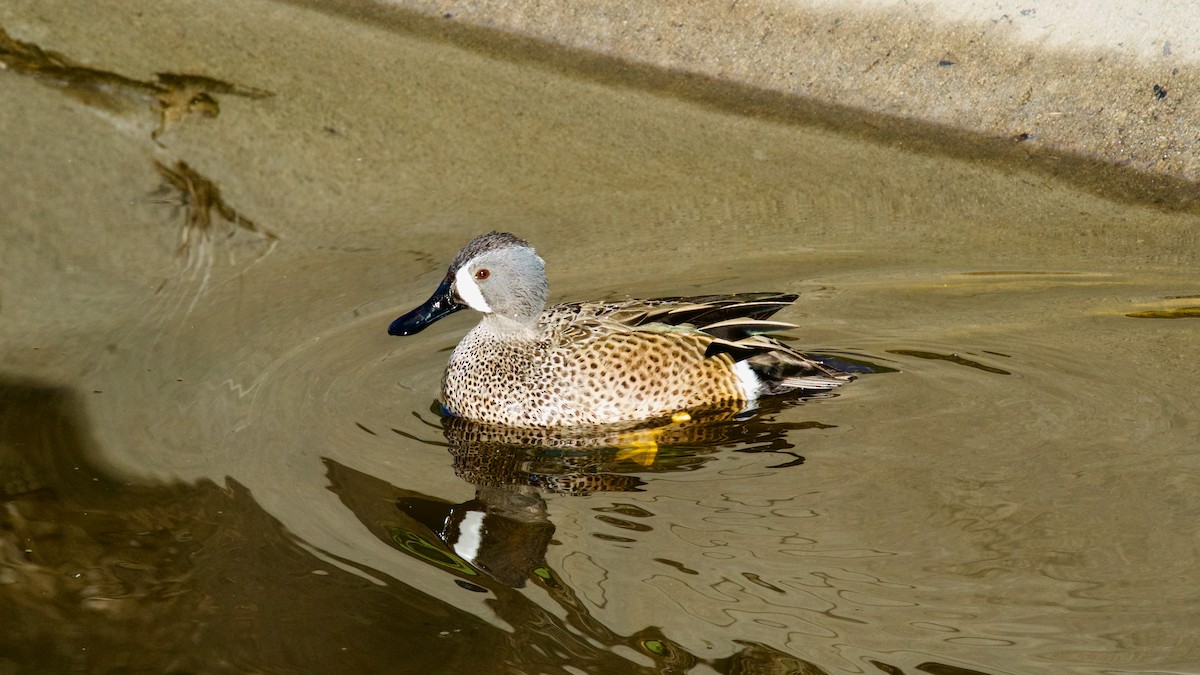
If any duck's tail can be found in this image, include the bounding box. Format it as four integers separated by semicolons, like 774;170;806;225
745;348;853;396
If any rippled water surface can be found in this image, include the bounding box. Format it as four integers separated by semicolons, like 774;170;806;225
2;1;1199;673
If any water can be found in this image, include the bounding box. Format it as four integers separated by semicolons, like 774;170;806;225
2;1;1199;673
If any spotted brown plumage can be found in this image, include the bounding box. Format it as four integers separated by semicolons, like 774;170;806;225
388;232;851;428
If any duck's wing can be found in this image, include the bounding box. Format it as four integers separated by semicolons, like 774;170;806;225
547;293;851;391
546;293;804;352
546;293;798;329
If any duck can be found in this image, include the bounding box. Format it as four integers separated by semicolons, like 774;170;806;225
388;232;851;428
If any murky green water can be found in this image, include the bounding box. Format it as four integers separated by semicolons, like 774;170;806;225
2;1;1199;673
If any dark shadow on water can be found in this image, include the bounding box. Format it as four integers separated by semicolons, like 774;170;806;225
0;375;505;673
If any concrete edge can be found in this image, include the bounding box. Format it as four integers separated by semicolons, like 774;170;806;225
281;0;1200;214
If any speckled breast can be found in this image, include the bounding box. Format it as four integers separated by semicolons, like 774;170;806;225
440;326;748;427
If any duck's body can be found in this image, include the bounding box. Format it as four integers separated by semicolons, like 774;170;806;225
389;232;850;428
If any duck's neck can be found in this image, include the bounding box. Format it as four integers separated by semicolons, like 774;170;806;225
478;313;540;340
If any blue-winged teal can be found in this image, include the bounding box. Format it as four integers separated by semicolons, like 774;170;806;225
388;232;851;427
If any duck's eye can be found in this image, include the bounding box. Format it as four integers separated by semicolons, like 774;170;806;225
475;268;490;280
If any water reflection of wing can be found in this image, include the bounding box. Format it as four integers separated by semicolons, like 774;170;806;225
398;487;554;589
324;458;551;589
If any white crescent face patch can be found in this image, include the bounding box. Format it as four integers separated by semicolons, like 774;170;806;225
455;265;492;313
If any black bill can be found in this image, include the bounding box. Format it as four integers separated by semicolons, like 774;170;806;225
388;276;466;336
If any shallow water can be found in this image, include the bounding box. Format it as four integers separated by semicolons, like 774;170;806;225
2;1;1199;673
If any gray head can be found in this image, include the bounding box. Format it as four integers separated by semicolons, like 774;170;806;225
388;232;549;336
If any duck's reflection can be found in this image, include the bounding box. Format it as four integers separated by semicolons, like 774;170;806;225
323;403;847;672
333;402;833;590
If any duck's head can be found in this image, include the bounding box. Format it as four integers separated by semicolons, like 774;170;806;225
388;232;549;336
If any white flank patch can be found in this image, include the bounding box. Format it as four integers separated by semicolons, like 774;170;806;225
452;509;485;563
733;360;761;400
455;266;492;313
